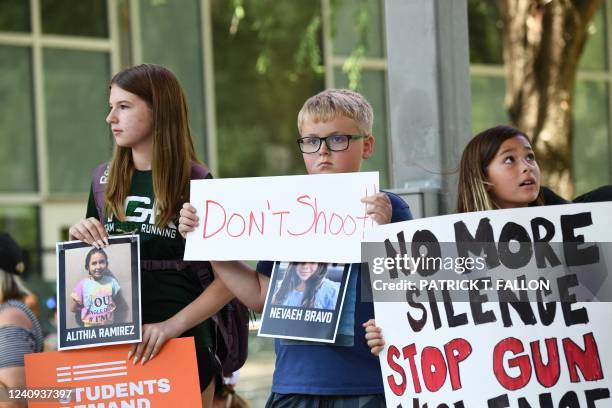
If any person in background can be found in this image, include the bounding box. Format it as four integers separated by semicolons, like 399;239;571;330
0;233;43;407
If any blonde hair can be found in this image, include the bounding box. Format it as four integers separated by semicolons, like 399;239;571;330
297;89;373;135
105;64;200;227
457;125;544;213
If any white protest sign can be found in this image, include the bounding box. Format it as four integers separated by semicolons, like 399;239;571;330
184;172;379;263
365;202;612;407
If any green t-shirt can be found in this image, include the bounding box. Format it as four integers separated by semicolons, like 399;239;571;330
87;170;185;260
86;169;211;346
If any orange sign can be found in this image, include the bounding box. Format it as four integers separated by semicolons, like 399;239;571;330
25;337;201;407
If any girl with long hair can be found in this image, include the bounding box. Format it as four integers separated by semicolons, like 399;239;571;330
456;125;543;212
68;64;232;406
364;124;544;355
272;262;339;310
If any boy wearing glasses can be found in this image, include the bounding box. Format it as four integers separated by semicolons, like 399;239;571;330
179;89;412;407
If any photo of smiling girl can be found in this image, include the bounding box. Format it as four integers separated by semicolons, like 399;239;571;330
259;262;350;343
70;248;126;327
58;236;139;350
272;262;340;310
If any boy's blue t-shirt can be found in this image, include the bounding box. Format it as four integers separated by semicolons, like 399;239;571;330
256;192;413;395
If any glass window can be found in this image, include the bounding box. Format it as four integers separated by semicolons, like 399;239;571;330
579;4;607;71
470;76;508;134
334;68;389;187
572;80;610;195
44;49;112;193
333;0;385;59
0;0;30;32
41;0;108;37
0;46;37;192
116;0;133;68
138;0;207;160
467;0;503;65
212;0;324;178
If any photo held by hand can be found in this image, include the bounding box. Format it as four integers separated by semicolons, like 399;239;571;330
65;64;234;406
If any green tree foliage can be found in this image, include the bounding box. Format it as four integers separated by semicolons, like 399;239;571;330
228;0;371;90
467;0;503;64
212;0;324;178
468;0;605;197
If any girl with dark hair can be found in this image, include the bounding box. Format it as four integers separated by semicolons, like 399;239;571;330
456;125;543;212
70;248;124;327
365;124;544;355
272;262;339;310
68;64;232;406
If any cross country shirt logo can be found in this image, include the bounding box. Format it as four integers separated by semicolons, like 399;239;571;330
104;196;178;238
